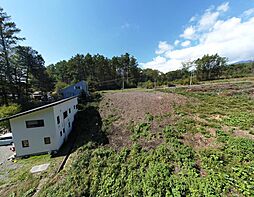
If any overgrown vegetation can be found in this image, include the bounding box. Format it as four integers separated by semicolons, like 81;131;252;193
36;81;254;196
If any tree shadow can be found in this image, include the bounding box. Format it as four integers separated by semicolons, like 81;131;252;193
53;106;108;157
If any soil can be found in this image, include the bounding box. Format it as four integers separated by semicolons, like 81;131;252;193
186;82;254;95
99;91;188;150
233;130;254;140
182;132;218;149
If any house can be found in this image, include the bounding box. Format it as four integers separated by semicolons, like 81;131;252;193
59;80;89;98
0;96;78;157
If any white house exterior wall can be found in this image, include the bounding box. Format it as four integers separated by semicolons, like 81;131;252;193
10;107;57;157
52;97;78;149
9;97;78;157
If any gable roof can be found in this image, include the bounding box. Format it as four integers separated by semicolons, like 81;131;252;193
59;80;87;93
0;96;78;122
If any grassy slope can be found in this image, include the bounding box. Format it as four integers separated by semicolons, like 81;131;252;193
38;81;254;196
0;154;63;197
3;80;254;196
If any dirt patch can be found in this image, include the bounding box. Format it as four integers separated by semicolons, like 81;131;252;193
182;133;218;149
99;91;188;150
186;82;254;94
207;128;217;137
233;130;254;140
100;91;187;124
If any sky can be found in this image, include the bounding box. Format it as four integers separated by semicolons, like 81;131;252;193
1;0;254;73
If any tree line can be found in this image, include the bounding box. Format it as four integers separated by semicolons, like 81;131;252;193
1;6;253;108
47;53;141;91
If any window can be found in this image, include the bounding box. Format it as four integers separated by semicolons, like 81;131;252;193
44;137;51;144
26;120;44;128
63;128;65;133
68;122;71;128
63;111;68;119
74;105;75;109
69;108;71;113
57;116;60;124
75;86;81;90
22;140;29;148
60;131;62;136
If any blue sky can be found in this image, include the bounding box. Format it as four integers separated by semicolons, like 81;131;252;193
1;0;254;72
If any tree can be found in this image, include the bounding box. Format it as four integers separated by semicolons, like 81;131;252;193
194;54;227;81
48;53;141;91
13;46;54;100
0;7;24;104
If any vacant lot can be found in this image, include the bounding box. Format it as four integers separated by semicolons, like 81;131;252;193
99;91;188;150
3;80;254;197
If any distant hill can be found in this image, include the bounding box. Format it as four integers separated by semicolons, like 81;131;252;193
233;60;254;64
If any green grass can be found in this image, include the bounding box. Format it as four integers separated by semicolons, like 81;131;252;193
0;153;63;197
5;81;254;197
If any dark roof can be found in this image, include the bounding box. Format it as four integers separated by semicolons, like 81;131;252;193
0;96;78;122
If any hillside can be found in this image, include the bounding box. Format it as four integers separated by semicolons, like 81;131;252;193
1;79;254;196
36;80;254;196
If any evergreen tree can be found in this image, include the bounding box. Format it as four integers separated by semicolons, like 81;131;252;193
0;7;24;104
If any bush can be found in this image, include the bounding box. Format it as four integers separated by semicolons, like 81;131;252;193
138;80;154;89
173;77;198;85
0;104;21;131
54;81;68;93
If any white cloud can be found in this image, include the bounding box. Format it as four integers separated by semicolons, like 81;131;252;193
189;16;196;22
198;2;229;31
142;2;254;73
198;11;220;31
242;8;254;17
174;40;180;46
180;26;196;39
217;2;229;12
140;56;182;73
155;41;173;55
181;40;191;47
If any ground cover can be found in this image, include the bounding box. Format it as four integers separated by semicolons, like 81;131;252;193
3;80;254;196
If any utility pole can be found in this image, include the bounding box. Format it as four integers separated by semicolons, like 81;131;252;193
122;68;124;90
190;71;193;85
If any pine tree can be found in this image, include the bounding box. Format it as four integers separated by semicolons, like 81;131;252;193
0;7;24;104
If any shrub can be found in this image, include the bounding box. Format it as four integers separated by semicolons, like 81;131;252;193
138;80;154;89
0;104;21;131
54;81;68;93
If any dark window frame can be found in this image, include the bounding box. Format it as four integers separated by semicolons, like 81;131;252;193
26;120;44;128
44;137;51;144
57;116;60;124
63;111;68;119
22;140;29;148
